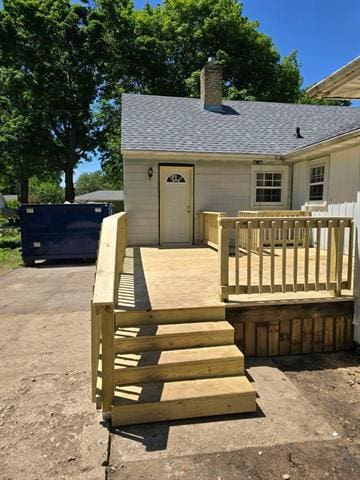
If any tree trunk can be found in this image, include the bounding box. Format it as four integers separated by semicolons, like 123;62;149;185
64;165;75;202
19;175;29;204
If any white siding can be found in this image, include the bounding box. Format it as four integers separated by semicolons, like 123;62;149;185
292;145;360;340
124;157;289;245
292;161;308;209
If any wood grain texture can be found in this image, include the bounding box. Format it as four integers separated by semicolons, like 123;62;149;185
227;300;354;357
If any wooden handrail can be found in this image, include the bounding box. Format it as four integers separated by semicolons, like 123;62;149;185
218;215;354;301
93;212;127;305
91;212;127;409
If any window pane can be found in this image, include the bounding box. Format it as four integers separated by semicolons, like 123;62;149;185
310;165;324;183
167;173;186;183
273;173;282;186
256;188;281;203
256;172;282;187
256;172;264;186
309;184;323;201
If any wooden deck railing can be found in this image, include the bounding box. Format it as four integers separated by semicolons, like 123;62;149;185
219;215;355;301
91;212;127;412
199;211;226;249
237;210;310;251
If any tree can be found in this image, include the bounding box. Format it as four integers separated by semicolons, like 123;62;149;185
96;0;305;181
0;64;56;202
75;170;121;195
0;0;104;202
29;176;64;204
100;0;303;102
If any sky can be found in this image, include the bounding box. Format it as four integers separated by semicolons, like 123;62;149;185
81;0;360;178
1;0;360;177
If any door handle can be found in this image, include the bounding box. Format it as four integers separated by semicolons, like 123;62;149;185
186;206;191;213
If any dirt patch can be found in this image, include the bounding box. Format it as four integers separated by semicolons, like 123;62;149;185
107;440;360;480
0;266;108;480
273;353;360;443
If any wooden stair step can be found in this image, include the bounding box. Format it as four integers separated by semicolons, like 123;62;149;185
111;376;256;426
114;321;234;353
114;306;226;327
114;345;244;385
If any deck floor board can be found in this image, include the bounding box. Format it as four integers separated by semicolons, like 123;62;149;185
116;246;352;311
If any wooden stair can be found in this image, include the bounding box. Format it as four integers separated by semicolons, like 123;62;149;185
110;309;256;426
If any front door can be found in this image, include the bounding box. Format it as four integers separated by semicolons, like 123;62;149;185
160;165;193;244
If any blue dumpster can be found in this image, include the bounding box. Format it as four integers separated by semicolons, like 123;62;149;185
19;203;112;266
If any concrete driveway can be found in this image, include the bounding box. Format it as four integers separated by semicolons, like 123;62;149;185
0;263;359;480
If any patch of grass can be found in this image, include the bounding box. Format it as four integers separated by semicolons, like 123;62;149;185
0;218;23;274
0;248;22;274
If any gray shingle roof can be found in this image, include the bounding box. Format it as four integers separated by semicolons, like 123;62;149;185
75;190;124;202
121;93;360;156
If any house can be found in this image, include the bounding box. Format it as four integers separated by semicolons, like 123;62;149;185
75;189;124;213
306;55;360;351
90;59;359;427
122;58;360;247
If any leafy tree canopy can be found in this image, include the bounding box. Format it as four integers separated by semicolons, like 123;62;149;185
75;170;122;196
0;0;349;204
0;0;104;202
100;0;303;102
29;176;64;204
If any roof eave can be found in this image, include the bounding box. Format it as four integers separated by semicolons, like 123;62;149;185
284;128;360;162
307;56;360;99
121;149;282;162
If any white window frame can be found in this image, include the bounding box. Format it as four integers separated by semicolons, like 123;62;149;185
250;164;289;208
307;157;329;204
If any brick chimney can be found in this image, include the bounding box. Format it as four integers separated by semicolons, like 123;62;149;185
200;57;223;112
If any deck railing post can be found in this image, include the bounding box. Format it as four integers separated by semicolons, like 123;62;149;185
218;220;229;302
91;301;101;404
101;304;115;416
330;221;340;296
199;212;205;244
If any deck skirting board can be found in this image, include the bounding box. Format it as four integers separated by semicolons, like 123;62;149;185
227;300;354;356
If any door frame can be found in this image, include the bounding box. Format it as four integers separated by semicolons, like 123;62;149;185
158;163;195;245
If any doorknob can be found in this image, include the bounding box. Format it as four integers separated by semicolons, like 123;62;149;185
186;206;191;213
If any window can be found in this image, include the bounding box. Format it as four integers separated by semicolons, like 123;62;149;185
255;172;282;203
309;165;325;201
167;173;186;183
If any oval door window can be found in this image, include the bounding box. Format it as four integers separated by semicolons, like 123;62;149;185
166;173;186;183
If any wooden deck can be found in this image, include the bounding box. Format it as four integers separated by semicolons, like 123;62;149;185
117;246;352;311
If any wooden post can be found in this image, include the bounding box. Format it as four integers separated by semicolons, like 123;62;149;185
347;220;355;290
247;221;252;294
326;220;333;291
258;221;264;294
335;220;345;297
218;222;229;302
270;221;275;293
304;220;310;292
293;220;299;292
235;221;240;294
330;221;339;282
315;220;321;291
101;304;115;416
282;221;287;293
330;221;340;296
91;301;101;403
199;213;205;244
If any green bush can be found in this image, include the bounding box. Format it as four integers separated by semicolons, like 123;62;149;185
29;178;64;204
